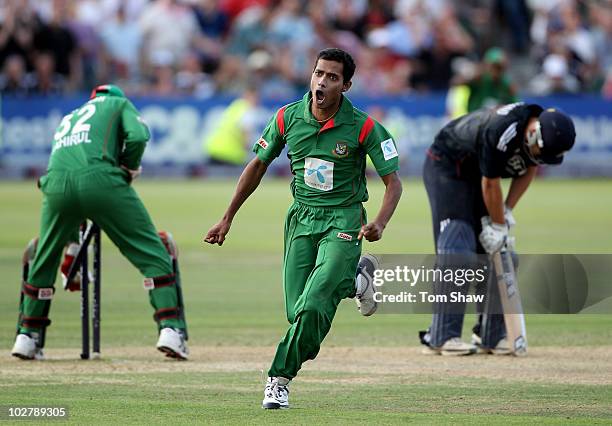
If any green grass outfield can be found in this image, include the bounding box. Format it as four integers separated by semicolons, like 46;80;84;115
0;178;611;424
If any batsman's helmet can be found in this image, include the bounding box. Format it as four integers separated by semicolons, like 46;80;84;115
89;84;126;100
528;108;576;165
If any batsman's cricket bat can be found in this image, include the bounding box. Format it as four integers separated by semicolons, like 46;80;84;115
491;248;527;356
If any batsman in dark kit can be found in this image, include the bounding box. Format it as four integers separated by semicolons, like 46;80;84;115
420;102;575;355
11;85;189;360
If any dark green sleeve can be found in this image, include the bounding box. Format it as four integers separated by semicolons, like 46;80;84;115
364;120;400;176
252;108;285;165
119;100;150;170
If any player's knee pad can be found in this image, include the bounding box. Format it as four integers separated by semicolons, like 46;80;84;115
145;273;177;312
435;220;477;297
146;274;181;321
437;219;476;254
19;283;53;332
156;230;185;318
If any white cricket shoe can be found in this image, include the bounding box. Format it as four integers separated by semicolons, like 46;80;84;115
156;328;189;360
436;337;477;356
262;377;290;409
11;333;44;360
355;254;380;316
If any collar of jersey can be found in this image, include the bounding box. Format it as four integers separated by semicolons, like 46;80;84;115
299;92;355;127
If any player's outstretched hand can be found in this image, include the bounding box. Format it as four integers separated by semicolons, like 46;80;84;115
204;220;231;246
358;222;384;242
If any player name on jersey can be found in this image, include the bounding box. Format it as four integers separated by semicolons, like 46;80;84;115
52;131;92;152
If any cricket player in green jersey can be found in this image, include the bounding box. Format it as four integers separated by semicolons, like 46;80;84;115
11;85;189;360
205;48;403;409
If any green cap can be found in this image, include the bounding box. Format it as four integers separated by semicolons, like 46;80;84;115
484;47;505;64
89;84;126;99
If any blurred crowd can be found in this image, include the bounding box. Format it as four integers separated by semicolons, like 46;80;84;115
0;0;610;99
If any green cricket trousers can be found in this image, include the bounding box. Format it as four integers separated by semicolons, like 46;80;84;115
268;201;364;379
19;165;185;335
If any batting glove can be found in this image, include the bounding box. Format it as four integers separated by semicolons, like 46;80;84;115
479;216;508;254
504;205;516;228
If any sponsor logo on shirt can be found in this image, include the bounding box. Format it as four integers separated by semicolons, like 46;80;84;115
381;138;398;161
257;138;269;150
304;157;334;191
332;141;349;157
337;232;353;241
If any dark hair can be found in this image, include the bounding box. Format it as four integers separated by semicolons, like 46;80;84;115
315;48;356;83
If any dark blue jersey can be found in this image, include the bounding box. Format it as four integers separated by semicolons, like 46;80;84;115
432;102;542;178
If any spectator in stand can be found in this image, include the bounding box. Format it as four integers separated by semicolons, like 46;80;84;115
101;0;149;23
67;0;105;89
529;53;580;95
363;0;395;31
192;0;229;73
176;51;216;98
463;47;517;112
589;0;612;73
556;1;599;91
382;0;433;58
384;59;413;95
0;0;608;98
220;0;270;20
147;50;179;97
269;0;317;92
325;0;368;40
0;0;41;72
139;0;201;76
0;54;28;96
246;49;296;99
351;46;389;96
411;3;474;92
24;51;66;95
32;0;80;91
492;0;531;53
307;0;362;55
100;4;143;82
225;4;276;57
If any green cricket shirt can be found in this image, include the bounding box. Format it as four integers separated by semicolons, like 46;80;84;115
48;95;150;172
467;73;517;112
254;92;400;207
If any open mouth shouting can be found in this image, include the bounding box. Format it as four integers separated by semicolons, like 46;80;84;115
315;89;326;105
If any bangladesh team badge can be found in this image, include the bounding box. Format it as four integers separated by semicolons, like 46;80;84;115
332;142;349;157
